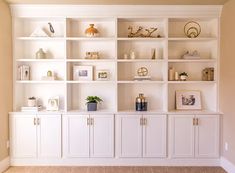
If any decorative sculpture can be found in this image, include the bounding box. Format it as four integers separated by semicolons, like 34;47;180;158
184;21;201;38
128;26;158;38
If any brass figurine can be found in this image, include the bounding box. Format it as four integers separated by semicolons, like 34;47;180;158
128;26;158;38
128;26;143;37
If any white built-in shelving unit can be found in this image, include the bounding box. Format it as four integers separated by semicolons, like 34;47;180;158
12;13;220;114
10;5;223;165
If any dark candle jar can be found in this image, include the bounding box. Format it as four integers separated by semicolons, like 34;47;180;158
135;93;148;111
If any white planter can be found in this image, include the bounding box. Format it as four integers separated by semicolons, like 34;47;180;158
180;75;187;81
28;99;36;107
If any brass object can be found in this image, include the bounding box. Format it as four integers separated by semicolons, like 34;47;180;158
87;118;90;126
193;118;196;126
85;51;99;59
184;21;201;38
47;70;52;77
36;48;46;59
196;118;199;126
144;118;147;126
140;118;143;125
128;26;158;38
137;67;148;76
85;24;99;37
90;118;94;126
37;118;40;125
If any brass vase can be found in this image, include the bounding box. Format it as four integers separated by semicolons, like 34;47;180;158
85;24;99;37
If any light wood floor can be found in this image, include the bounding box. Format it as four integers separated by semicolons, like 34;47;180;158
4;166;227;173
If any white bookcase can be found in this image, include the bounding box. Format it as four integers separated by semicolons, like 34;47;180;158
13;15;219;113
10;5;222;165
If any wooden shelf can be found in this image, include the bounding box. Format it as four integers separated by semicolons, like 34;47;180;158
117;59;165;62
117;80;165;84
16;59;65;62
168;59;216;63
168;81;216;84
66;59;116;62
66;37;115;41
16;80;66;84
17;37;65;41
168;37;217;41
117;37;165;41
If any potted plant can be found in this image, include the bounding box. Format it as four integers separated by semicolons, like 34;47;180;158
179;72;188;81
28;97;36;107
86;96;103;111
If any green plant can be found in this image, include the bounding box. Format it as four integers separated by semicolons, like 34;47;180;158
179;72;188;76
86;96;103;104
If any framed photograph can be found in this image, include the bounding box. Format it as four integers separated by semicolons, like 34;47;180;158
47;96;59;111
176;90;202;110
96;70;109;80
73;65;93;81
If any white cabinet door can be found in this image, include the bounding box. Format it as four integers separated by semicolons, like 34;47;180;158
143;115;166;158
90;115;114;158
38;114;61;158
195;115;219;158
118;115;142;158
66;115;90;157
170;115;195;158
11;114;37;158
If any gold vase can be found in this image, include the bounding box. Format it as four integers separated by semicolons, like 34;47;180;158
85;24;99;37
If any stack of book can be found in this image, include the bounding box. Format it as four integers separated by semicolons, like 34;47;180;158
134;76;151;81
18;65;30;80
21;106;41;112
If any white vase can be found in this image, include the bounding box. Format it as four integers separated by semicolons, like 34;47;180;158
28;99;36;107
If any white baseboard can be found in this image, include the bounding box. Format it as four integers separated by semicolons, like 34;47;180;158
0;157;10;173
221;157;235;173
10;158;220;166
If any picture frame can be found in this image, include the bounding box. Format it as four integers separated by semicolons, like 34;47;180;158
96;70;109;80
47;96;59;111
73;65;93;81
176;90;202;110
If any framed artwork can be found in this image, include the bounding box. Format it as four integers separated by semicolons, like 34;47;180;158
176;90;202;110
96;70;109;80
73;65;93;81
47;96;59;111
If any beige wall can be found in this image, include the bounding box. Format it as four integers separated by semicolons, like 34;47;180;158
0;0;12;161
221;0;235;165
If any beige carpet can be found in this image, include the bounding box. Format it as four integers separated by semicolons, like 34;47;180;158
4;166;227;173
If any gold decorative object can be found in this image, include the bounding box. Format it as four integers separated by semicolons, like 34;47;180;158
47;70;52;77
137;67;148;76
128;26;158;38
85;24;99;37
85;52;99;59
36;48;46;59
184;21;201;38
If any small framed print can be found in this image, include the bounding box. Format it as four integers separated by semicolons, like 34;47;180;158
176;90;202;110
73;65;93;81
47;96;59;111
96;70;109;80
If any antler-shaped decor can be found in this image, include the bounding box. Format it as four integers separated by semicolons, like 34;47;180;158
128;26;143;37
128;26;158;38
144;27;158;37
